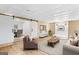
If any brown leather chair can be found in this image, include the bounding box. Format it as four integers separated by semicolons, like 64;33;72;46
23;35;38;50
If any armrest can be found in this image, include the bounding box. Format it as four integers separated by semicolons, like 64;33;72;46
63;43;79;53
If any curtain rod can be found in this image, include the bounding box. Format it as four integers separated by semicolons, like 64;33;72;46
0;13;38;22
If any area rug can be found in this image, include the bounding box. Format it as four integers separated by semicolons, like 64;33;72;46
38;39;67;55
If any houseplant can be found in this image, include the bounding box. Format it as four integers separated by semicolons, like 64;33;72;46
48;30;53;37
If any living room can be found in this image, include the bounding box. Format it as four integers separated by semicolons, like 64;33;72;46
0;4;79;55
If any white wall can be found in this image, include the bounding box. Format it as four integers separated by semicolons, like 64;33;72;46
14;18;39;38
23;20;39;38
14;18;24;30
55;21;68;39
31;21;39;38
0;15;14;44
23;21;32;36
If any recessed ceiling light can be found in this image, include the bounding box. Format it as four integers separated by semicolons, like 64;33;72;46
26;10;30;11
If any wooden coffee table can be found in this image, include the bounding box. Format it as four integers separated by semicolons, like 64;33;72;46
48;39;59;47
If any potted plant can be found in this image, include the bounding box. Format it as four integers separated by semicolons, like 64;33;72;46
48;30;53;37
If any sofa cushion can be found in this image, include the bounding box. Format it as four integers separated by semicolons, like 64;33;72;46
69;36;79;46
70;40;77;46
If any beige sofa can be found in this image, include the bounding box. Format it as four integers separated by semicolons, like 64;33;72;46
63;41;79;55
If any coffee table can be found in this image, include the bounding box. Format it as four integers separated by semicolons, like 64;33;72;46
48;39;59;47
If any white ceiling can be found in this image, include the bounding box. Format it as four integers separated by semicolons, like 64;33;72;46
0;4;79;22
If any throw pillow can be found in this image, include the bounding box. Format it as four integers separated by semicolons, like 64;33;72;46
69;36;79;46
70;40;78;46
